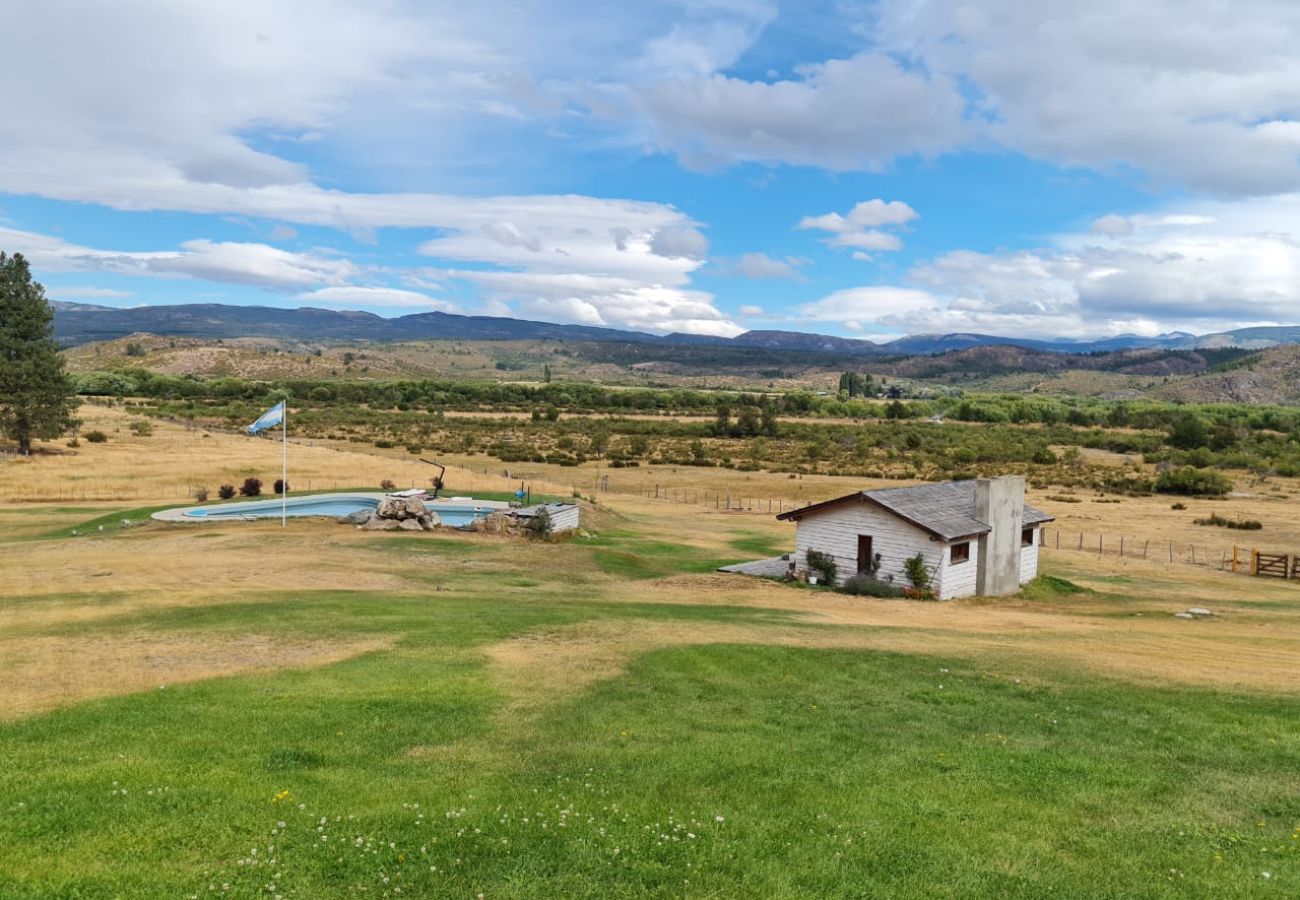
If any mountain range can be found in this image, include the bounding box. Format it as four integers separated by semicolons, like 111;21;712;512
51;301;1300;357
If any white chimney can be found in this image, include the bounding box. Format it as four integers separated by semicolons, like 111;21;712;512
974;475;1025;596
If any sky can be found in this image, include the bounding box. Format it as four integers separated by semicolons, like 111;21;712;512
3;1;1300;341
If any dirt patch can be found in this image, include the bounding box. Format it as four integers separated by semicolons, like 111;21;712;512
0;632;394;720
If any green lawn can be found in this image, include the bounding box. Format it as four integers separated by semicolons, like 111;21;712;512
1;531;1298;897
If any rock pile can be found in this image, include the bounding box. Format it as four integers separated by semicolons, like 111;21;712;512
342;496;441;532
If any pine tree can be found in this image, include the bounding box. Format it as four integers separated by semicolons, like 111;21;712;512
0;253;78;453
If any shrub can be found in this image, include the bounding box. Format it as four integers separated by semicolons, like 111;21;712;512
239;477;262;497
903;553;933;594
1045;494;1082;503
524;507;553;538
66;437;80;448
1154;466;1233;497
128;420;153;436
194;487;209;502
374;439;395;449
1171;502;1187;510
839;574;905;597
380;479;396;490
1194;513;1262;530
84;430;108;443
406;445;423;454
274;478;289;495
805;549;838;585
218;484;236;500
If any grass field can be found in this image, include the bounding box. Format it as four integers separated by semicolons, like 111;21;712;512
3;408;1300;897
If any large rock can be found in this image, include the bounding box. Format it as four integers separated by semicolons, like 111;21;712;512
402;496;428;519
398;518;424;531
424;511;441;529
361;518;400;531
376;497;408;519
340;508;373;525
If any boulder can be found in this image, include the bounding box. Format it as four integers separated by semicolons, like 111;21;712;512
398;519;424;531
340;509;373;525
1186;607;1214;617
376;497;408;520
424;511;441;528
402;496;428;519
361;518;400;531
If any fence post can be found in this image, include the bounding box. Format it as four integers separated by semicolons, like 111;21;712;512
1231;545;1239;573
1120;536;1124;557
1168;541;1173;562
1056;530;1060;549
1251;549;1259;576
1143;540;1148;559
1078;533;1084;550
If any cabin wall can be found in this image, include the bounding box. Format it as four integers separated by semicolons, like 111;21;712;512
938;541;979;600
1020;527;1041;582
795;502;944;590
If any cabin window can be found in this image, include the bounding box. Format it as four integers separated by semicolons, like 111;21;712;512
950;541;970;564
1022;527;1037;547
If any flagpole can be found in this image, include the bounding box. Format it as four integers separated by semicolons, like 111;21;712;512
281;402;287;528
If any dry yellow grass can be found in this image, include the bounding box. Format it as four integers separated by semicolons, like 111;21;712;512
0;402;573;502
5;406;1300;726
0;633;393;720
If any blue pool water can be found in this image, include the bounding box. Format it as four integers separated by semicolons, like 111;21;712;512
180;493;498;527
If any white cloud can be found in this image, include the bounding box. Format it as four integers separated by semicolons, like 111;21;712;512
637;53;966;171
738;304;765;316
45;286;134;299
877;0;1300;194
799;199;917;255
296;286;453;310
718;252;804;279
800;194;1300;338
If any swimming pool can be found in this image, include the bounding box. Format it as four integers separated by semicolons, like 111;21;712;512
153;493;510;528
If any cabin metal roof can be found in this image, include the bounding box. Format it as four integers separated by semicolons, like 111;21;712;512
775;480;1055;542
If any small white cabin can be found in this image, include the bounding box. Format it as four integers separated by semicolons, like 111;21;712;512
776;476;1053;600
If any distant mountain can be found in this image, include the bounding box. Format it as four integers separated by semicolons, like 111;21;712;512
52;302;663;347
51;300;1300;357
731;330;880;355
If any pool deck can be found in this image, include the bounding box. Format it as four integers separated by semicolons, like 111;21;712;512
151;493;511;523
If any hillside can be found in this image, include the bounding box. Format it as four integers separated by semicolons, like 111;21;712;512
1149;345;1300;404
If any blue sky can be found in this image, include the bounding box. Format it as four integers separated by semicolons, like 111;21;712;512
3;1;1300;340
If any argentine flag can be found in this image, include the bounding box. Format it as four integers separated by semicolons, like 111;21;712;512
246;401;285;435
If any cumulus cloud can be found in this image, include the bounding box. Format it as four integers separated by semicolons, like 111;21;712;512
799;194;1300;338
876;0;1300;194
799;199;917;255
716;252;805;279
296;286;454;310
637;54;966;171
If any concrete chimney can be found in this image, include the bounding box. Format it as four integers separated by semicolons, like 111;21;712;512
974;475;1025;596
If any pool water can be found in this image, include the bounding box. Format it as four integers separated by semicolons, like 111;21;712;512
177;493;503;528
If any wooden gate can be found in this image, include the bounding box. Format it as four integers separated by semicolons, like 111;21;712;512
1253;551;1290;578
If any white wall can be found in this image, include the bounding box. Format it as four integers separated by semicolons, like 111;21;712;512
939;540;979;600
795;501;946;591
548;505;581;533
1019;526;1041;582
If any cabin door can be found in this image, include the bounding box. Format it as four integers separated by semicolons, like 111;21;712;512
856;535;874;575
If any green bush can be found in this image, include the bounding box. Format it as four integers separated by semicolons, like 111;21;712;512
839;574;905;597
805;549;838;585
128;420;153;436
84;430;108;443
1154;466;1233;496
903;553;933;593
1194;513;1261;530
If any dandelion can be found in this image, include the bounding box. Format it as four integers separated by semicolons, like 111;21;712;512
273;790;291;804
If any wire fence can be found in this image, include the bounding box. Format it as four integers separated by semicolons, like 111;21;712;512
1043;526;1300;580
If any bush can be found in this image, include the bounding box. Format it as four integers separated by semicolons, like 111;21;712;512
1171;502;1187;510
239;477;262;497
218;484;236;500
1154;466;1233;496
1194;513;1262;530
805;549;838;585
66;437;80;448
128;420;153;436
839;574;905;597
194;487;209;502
903;553;933;594
84;430;108;443
524;507;553;538
374;439;395;449
273;478;289;495
380;479;396;490
406;445;423;454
